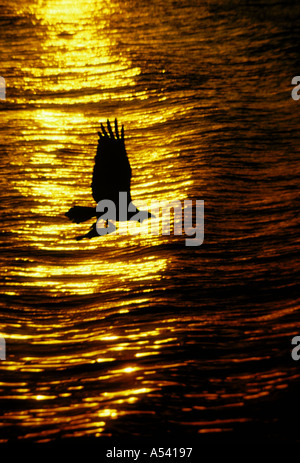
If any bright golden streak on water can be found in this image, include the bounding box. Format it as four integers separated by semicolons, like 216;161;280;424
35;394;56;400
122;367;137;373
6;257;168;296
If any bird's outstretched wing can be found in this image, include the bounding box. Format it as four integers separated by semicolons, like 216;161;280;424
91;119;132;205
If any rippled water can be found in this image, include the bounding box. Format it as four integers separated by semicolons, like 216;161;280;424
0;0;300;445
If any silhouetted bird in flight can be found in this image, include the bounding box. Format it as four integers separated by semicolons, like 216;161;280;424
66;119;153;240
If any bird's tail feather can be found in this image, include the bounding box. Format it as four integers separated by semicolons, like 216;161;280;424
65;206;96;224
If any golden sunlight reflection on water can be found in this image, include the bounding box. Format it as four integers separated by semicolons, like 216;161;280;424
0;0;193;441
3;0;299;445
0;8;195;331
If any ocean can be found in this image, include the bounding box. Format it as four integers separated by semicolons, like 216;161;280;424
0;0;300;446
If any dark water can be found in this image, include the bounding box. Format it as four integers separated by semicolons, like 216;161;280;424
0;0;300;445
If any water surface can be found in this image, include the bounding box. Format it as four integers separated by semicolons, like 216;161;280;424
0;0;300;444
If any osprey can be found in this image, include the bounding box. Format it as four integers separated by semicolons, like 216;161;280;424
66;119;153;240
